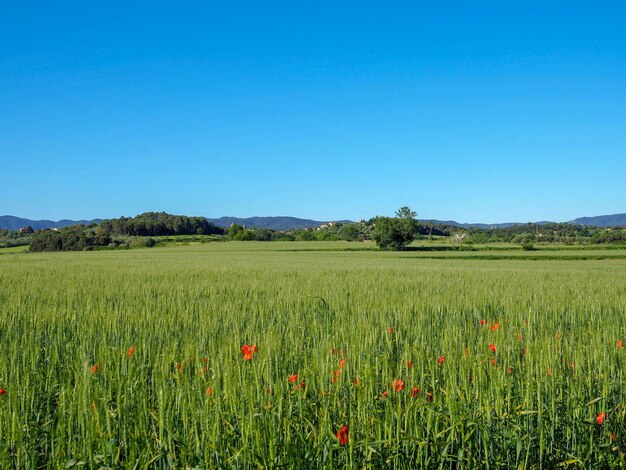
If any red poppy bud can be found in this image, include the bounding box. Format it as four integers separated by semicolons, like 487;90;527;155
336;425;349;445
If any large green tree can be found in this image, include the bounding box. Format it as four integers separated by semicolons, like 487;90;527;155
372;207;418;250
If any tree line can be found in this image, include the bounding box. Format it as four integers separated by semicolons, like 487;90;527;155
16;209;626;252
28;212;224;252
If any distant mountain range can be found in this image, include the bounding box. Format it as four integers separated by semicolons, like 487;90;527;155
1;213;625;231
0;215;103;231
424;214;626;228
569;213;626;227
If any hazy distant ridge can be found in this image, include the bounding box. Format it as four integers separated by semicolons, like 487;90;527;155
568;213;626;227
1;213;625;231
0;215;102;230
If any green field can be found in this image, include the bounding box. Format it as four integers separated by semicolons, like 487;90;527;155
1;242;626;467
0;245;29;254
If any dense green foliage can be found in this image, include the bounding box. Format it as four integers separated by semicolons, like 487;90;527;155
462;223;626;245
99;212;223;237
29;212;223;251
0;228;32;248
23;209;626;252
372;216;418;250
371;206;419;250
29;225;113;252
1;243;625;467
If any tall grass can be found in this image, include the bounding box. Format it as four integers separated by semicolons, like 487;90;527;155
0;243;625;467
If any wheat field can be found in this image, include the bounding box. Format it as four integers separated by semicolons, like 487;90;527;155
1;242;625;468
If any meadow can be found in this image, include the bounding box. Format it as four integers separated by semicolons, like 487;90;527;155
1;241;625;468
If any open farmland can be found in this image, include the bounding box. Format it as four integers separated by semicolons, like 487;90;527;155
1;242;626;467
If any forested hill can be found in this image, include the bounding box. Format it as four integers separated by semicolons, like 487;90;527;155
28;212;223;252
569;213;626;227
1;215;348;231
3;212;626;231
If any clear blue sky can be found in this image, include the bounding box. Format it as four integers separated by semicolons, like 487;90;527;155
1;1;625;223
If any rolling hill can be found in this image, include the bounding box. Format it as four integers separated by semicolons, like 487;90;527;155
0;215;102;231
2;213;625;231
568;213;626;227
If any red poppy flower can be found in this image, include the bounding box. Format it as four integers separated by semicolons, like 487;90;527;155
388;327;394;333
547;367;551;377
522;348;526;358
479;319;488;326
569;361;574;369
203;357;209;363
489;343;496;354
206;386;213;396
617;339;624;349
336;425;349;445
241;344;258;360
339;359;345;369
596;412;606;426
490;322;501;331
406;360;413;369
0;388;6;396
352;377;361;387
91;364;98;374
464;347;470;356
611;433;616;442
393;379;405;392
288;374;298;383
127;346;135;357
177;362;183;373
437;355;445;365
296;379;306;391
332;369;341;383
381;391;389;398
507;367;513;374
517;333;522;342
410;386;420;398
491;358;496;366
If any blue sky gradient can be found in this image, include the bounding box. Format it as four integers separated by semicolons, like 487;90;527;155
2;2;625;222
